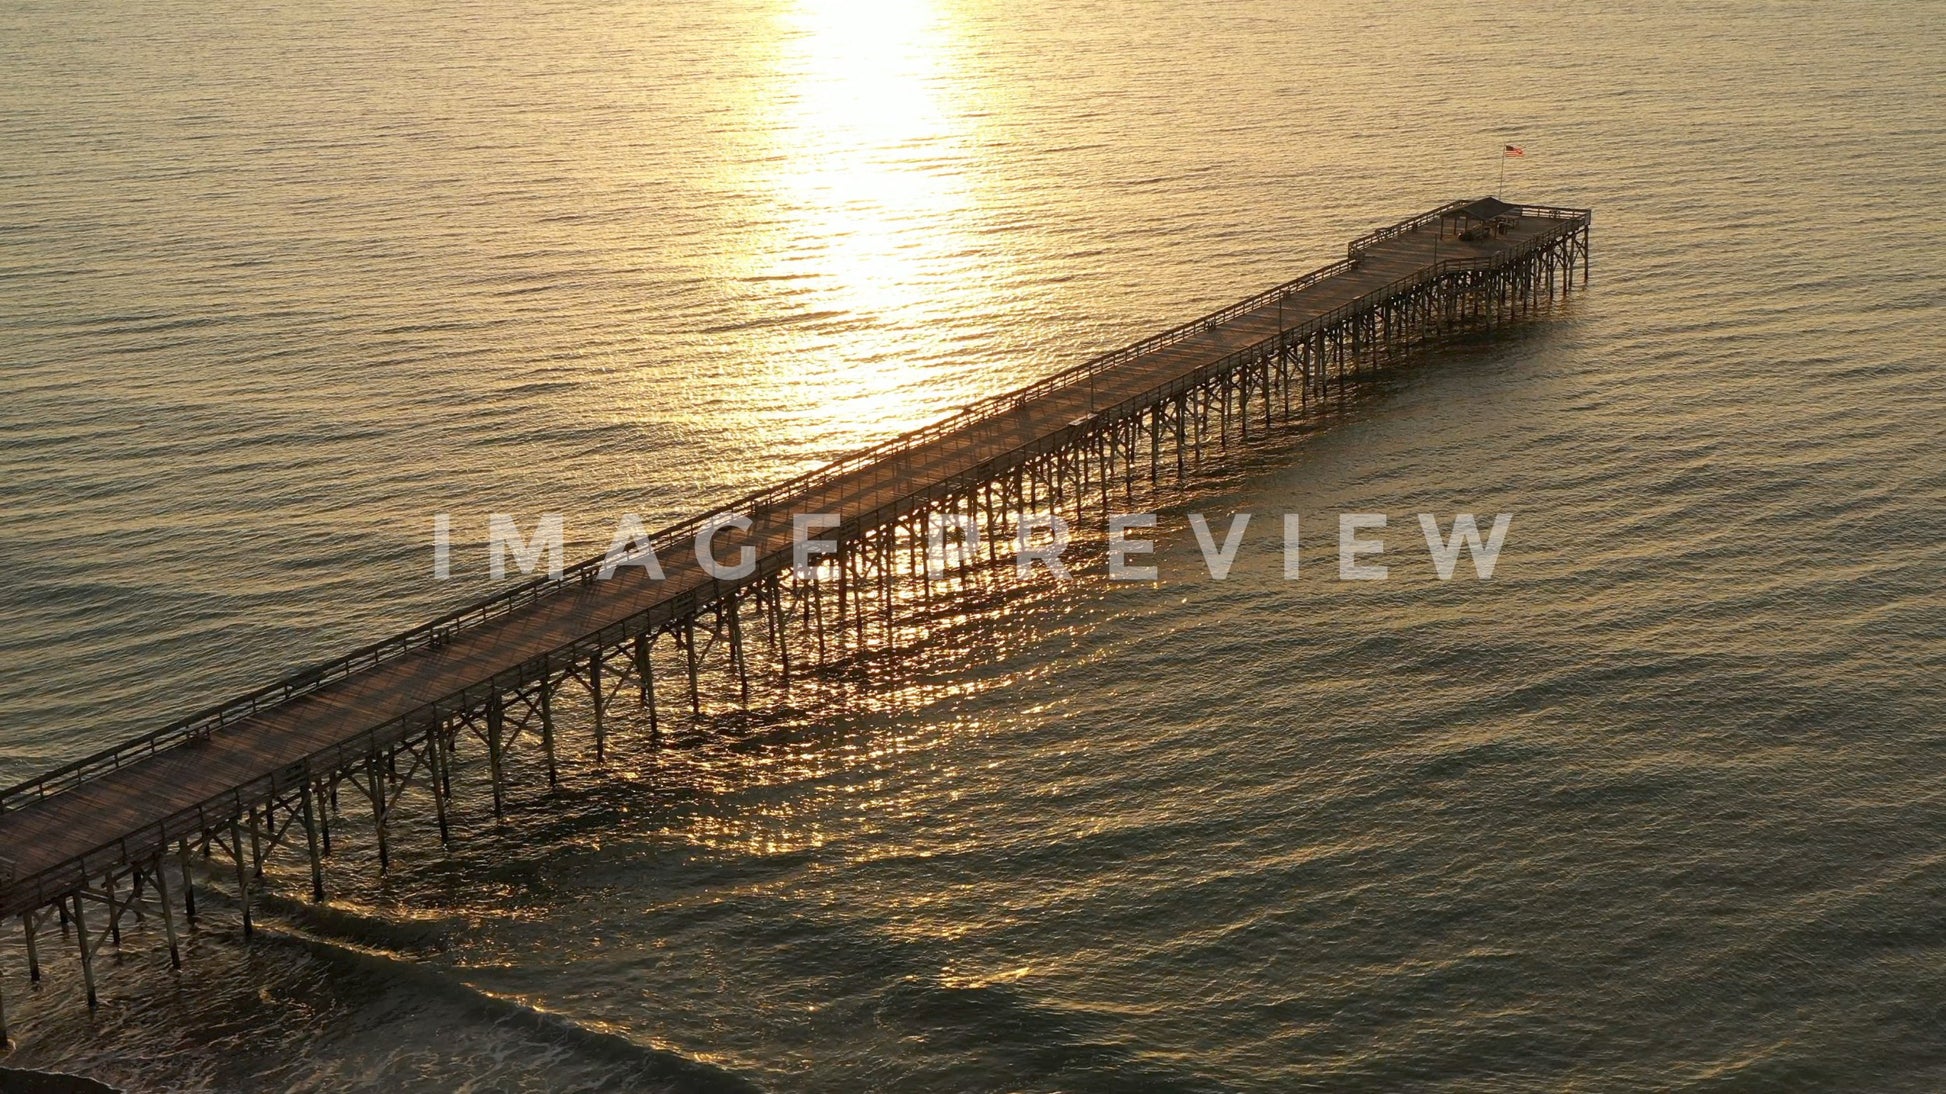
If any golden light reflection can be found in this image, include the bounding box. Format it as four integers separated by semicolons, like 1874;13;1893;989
738;0;1003;437
780;0;953;149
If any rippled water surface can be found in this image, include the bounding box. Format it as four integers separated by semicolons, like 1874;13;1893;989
2;0;1943;1090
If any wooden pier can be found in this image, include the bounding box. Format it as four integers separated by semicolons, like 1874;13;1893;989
0;198;1589;1034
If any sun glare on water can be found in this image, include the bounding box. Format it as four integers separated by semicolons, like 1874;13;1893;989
739;0;1008;439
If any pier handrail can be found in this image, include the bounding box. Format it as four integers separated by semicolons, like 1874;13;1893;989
1347;200;1588;258
0;261;1363;811
0;210;1591;915
0;205;1589;817
1346;198;1473;256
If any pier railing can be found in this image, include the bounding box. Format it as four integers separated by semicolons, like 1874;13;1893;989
1346;200;1586;257
1346;198;1473;255
0;207;1591;916
0;204;1589;817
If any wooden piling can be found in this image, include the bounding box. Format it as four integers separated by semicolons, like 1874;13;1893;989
634;634;651;707
177;840;196;926
684;620;701;714
22;912;40;984
369;760;391;870
539;683;560;785
229;818;252;939
302;781;326;900
727;598;750;706
72;895;97;1009
589;655;606;763
103;872;121;949
486;693;507;818
152;857;181;969
429;730;453;841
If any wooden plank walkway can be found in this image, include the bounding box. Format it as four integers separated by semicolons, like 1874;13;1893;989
0;205;1584;917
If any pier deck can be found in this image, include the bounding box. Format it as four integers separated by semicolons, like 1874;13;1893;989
0;198;1589;1026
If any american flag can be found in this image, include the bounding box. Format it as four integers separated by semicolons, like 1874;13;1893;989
1503;144;1526;157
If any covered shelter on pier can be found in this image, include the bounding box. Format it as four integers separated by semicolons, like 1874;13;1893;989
1441;196;1520;240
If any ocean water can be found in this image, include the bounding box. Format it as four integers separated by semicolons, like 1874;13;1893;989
2;0;1944;1089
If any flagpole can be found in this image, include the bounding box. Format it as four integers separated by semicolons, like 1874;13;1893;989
1498;147;1505;196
